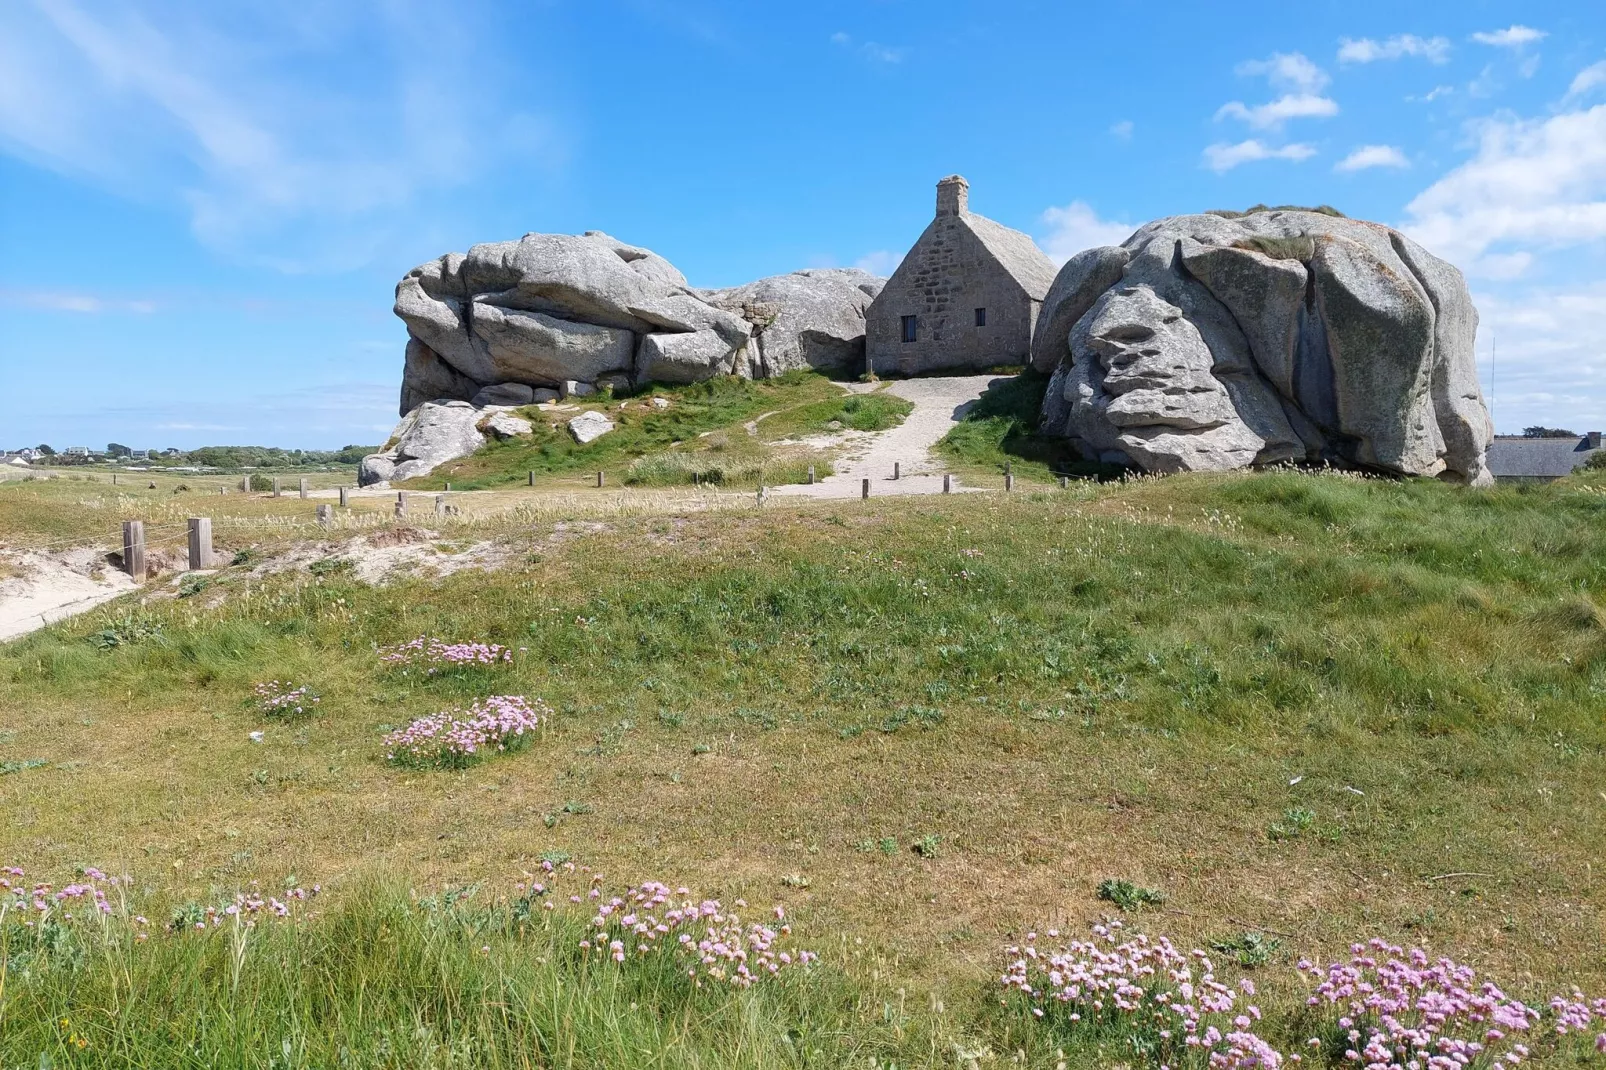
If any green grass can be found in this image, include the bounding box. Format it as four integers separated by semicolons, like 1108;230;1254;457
934;370;1123;483
756;390;914;440
404;372;845;491
2;467;1606;1064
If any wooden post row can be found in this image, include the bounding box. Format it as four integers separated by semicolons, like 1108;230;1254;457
338;486;349;508
317;504;333;526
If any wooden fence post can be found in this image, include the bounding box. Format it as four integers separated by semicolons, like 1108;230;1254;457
1059;476;1069;489
1005;473;1014;492
943;473;952;494
528;470;535;487
111;473;117;486
893;461;900;481
187;517;212;570
299;478;308;499
596;471;605;488
317;504;333;526
241;476;251;493
272;477;281;498
807;465;815;485
395;492;407;519
435;494;446;518
861;478;870;500
338;486;349;508
122;521;146;582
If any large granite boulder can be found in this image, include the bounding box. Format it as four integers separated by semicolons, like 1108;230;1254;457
1035;210;1493;485
391;232;883;417
359;401;488;487
704;268;885;376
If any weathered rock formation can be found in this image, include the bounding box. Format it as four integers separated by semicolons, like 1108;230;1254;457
1035;210;1493;485
367;232;885;485
392;232;883;415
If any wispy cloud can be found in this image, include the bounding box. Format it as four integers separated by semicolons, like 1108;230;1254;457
1218;52;1337;130
1202;140;1317;172
1335;144;1410;172
2;289;158;314
1036;202;1134;265
1338;35;1451;65
1567;61;1606;101
0;0;559;271
1471;25;1546;48
853;250;902;276
1109;119;1134;140
830;31;905;64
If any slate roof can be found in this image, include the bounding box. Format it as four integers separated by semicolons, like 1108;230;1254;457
963;213;1060;301
1486;435;1603;479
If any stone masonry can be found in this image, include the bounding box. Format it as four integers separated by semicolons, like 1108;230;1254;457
865;176;1059;376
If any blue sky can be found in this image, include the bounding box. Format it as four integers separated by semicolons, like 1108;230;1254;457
2;0;1604;450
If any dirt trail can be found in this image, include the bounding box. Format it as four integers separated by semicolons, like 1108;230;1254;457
770;374;1003;499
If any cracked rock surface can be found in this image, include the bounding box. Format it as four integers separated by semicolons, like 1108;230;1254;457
1035;210;1493;484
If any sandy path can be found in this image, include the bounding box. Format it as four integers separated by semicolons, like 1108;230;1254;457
770;374;1003;499
0;550;136;643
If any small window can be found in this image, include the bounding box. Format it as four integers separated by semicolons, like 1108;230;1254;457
901;315;917;343
974;307;987;327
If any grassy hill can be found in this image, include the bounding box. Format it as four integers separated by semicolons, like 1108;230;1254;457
0;466;1604;1066
399;372;911;492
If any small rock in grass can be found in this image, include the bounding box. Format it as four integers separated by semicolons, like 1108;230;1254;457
568;410;615;445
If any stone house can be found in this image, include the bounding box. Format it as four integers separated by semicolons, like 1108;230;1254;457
865;176;1059;375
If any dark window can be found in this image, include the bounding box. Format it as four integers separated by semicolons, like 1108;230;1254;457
901;315;917;343
975;307;987;327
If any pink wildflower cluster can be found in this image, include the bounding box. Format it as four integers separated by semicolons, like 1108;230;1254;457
1002;921;1284;1069
253;680;320;718
506;860;815;988
383;695;549;768
578;875;815;988
1301;940;1606;1070
380;636;515;673
172;881;319;932
1;865;125;920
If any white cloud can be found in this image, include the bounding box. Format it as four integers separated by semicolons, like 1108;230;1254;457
1035;202;1135;265
1337;35;1451;65
1567;61;1606;100
853;250;902;276
1473;283;1606;433
1216;94;1339;129
1202;140;1317;173
0;0;557;271
1401;103;1606;271
1236;52;1330;94
1471;25;1546;48
1416;85;1455;102
1110;119;1134;140
1218;51;1337;131
1335;145;1411;172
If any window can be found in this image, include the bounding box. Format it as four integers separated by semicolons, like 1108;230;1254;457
901;315;917;343
974;307;987;327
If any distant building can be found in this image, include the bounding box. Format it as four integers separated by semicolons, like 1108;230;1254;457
64;446;91;456
1486;432;1602;480
865;175;1059;376
130;449;150;460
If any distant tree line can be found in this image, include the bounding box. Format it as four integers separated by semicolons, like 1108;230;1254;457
1522;426;1578;438
12;444;375;468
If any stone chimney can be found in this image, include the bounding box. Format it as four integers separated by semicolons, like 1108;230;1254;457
936;175;969;218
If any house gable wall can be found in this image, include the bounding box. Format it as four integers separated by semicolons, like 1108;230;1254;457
866;217;1034;375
